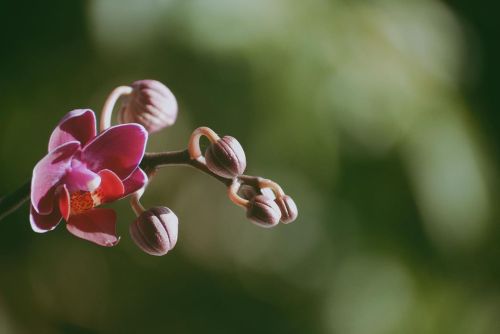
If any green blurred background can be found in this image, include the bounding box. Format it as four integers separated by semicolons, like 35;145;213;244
1;0;499;333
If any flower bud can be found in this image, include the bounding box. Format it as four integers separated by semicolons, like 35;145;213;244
120;80;178;133
129;206;178;256
238;185;258;200
205;136;246;178
246;195;281;228
275;195;298;224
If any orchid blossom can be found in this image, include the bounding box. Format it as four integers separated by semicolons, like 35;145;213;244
30;109;148;246
0;80;297;255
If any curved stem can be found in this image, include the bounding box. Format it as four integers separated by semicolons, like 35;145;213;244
227;179;249;208
100;86;133;131
187;126;220;161
258;179;285;199
130;193;146;216
129;167;156;217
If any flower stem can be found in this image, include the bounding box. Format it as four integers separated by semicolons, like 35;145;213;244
99;86;133;132
227;179;249;208
187;126;221;161
130;193;146;216
139;149;232;186
0;181;30;221
0;150;267;221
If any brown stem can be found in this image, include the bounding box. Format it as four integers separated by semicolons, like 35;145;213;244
0;181;31;221
0;150;265;221
140;149;232;186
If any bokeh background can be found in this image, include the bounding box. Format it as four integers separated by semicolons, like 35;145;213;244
0;0;499;333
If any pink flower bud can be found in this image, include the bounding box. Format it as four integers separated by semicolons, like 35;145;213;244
275;195;298;224
205;136;246;178
129;206;178;256
246;195;281;228
120;80;178;133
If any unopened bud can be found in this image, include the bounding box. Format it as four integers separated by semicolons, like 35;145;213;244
129;207;178;256
246;195;281;228
120;80;178;133
238;185;258;200
205;136;246;178
275;195;298;224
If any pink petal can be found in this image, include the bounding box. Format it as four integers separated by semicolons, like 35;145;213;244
30;204;62;233
122;168;148;197
94;169;125;204
48;109;96;152
31;141;80;214
81;124;147;179
66;208;119;247
63;159;101;193
58;185;70;221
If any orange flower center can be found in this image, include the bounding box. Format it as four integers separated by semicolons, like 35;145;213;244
70;191;96;215
69;187;108;216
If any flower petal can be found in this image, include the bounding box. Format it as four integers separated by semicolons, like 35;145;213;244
122;168;148;197
66;208;119;247
63;159;101;193
31;141;80;214
94;169;125;204
81;124;147;179
58;185;70;221
30;204;62;233
48;109;96;152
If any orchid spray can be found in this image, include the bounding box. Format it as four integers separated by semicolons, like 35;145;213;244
0;80;298;256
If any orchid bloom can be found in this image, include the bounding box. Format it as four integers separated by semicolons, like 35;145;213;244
30;109;148;246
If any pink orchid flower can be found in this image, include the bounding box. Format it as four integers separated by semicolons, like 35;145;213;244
30;109;148;246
